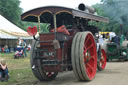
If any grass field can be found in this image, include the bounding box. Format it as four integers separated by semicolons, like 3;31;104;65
0;52;38;85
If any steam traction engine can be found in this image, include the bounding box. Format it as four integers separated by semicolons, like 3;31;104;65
21;4;109;81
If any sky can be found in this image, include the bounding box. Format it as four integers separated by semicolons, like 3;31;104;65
20;0;101;12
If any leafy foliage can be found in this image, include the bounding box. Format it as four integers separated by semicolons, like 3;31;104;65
92;1;128;35
94;0;128;35
0;0;49;32
0;0;22;27
22;22;49;33
1;0;127;35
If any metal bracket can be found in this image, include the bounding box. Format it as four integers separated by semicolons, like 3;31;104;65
33;36;39;41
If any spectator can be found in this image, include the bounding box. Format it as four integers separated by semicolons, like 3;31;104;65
0;47;1;53
98;34;104;46
120;34;125;46
15;50;23;55
17;37;22;46
20;39;27;57
111;35;120;45
27;44;31;51
1;47;4;53
0;59;9;82
4;45;9;53
109;32;116;42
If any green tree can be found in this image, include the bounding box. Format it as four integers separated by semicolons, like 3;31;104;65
99;0;128;34
0;0;49;32
92;2;128;35
0;0;22;28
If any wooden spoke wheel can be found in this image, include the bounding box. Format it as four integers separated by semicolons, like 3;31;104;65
71;32;97;81
30;39;58;81
97;49;107;71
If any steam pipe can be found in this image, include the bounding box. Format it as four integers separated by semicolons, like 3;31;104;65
78;3;96;14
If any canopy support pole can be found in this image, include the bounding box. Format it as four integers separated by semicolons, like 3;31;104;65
53;14;57;40
38;16;41;32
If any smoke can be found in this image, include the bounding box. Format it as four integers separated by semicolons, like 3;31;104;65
103;0;128;25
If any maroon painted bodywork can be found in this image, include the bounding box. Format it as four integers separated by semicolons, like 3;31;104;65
21;6;109;72
39;28;78;72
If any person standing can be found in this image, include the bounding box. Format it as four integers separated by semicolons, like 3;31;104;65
120;34;125;46
17;37;22;46
20;39;27;57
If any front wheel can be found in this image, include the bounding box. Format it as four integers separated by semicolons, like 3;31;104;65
30;39;58;81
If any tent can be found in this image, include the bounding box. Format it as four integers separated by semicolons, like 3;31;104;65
0;15;33;51
0;15;32;39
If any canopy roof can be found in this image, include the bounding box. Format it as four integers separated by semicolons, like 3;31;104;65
21;6;109;23
0;15;32;39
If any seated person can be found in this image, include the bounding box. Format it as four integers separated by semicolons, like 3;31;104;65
1;47;4;53
4;45;9;53
15;50;23;55
111;36;120;45
0;59;9;81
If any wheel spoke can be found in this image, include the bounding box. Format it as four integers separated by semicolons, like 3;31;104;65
100;59;105;64
86;67;91;78
86;63;93;72
84;57;87;62
87;43;93;50
100;61;103;66
86;69;90;75
85;36;91;46
84;55;91;63
100;51;106;65
84;52;92;63
84;50;95;63
85;63;93;78
90;55;95;60
84;43;94;62
83;47;87;54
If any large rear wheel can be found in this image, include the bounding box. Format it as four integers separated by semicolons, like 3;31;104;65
30;39;58;81
71;32;97;81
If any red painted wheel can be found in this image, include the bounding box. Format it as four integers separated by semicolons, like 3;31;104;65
97;49;107;71
72;32;97;81
30;39;58;81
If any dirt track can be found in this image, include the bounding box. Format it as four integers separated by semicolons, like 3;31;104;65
26;61;128;85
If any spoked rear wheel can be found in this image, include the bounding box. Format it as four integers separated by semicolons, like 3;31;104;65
30;39;58;81
97;49;107;71
72;32;97;81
